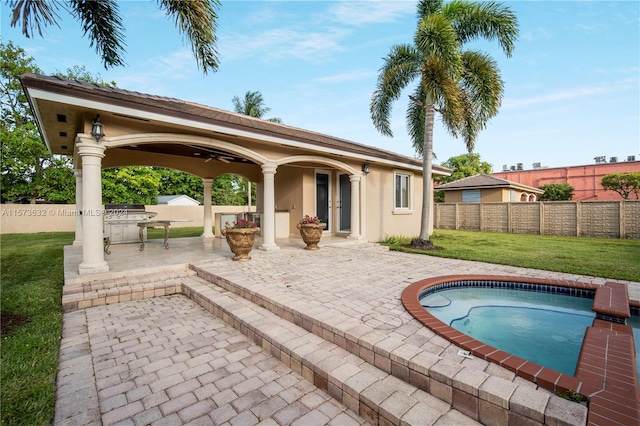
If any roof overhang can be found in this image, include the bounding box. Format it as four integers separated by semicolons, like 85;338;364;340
20;73;452;177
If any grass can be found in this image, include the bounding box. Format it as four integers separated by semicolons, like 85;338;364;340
382;229;640;282
1;232;70;426
1;228;638;424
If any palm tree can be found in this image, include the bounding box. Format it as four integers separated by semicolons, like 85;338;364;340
370;0;518;248
232;90;283;123
8;0;220;74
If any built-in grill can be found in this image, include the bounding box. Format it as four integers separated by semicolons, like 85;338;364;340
104;204;157;244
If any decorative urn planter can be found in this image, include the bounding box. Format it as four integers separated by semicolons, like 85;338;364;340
297;222;327;250
221;227;260;261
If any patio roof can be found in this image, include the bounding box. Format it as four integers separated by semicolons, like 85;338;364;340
20;73;451;176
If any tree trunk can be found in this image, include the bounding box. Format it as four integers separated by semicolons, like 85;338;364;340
420;102;435;240
412;101;436;249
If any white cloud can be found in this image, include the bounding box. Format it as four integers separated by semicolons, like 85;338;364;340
329;1;416;25
220;27;350;63
503;78;637;109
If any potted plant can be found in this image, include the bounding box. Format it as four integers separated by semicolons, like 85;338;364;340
296;215;327;250
221;218;260;261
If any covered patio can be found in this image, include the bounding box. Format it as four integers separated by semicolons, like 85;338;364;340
21;73;450;277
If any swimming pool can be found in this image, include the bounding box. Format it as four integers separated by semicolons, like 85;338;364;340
420;288;595;376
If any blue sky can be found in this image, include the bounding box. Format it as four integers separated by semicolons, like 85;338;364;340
2;1;639;171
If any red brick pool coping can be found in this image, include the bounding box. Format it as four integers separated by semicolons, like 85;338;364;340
401;275;640;426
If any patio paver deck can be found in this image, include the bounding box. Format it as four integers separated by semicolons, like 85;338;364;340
58;237;639;425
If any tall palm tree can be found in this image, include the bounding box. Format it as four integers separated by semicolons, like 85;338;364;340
370;0;518;248
232;90;283;123
8;0;220;74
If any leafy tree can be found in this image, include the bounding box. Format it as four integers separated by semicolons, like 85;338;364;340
232;91;283;123
7;0;220;73
433;153;492;202
601;172;640;199
102;167;161;205
539;183;574;201
435;153;493;184
0;41;71;203
370;0;518;248
156;168;203;203
211;174;255;206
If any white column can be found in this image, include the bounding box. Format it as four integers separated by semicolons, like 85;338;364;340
348;174;362;239
259;163;279;251
201;178;214;238
77;139;109;275
72;169;83;246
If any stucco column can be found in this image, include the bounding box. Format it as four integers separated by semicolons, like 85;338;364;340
259;163;279;251
77;139;109;275
348;174;362;239
72;169;83;246
201;178;214;238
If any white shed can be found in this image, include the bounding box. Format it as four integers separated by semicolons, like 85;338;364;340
157;195;200;206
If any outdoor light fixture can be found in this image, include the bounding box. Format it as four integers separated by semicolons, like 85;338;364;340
91;114;104;141
361;163;370;174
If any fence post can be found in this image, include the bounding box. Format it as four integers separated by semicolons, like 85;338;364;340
507;203;512;233
576;202;581;236
620;201;625;239
539;202;545;235
480;203;484;231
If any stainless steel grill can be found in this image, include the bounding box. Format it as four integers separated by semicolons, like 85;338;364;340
104;204;157;244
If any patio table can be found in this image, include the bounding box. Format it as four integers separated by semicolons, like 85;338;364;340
137;220;172;251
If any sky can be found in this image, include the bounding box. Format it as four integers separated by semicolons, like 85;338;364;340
2;0;639;172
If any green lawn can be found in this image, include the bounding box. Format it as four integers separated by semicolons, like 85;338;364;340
1;228;638;424
382;229;640;282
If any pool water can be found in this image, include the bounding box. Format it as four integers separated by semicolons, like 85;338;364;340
420;288;595;376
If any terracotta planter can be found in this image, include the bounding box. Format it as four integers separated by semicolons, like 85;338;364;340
296;223;327;250
221;227;260;261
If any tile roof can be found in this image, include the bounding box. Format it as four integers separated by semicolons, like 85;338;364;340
437;174;543;193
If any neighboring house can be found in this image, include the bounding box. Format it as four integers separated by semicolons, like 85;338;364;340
492;159;640;201
157;195;200;206
437;174;543;203
20;73;451;275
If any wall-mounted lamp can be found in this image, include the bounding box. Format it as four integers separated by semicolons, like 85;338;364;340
91;114;104;141
361;163;370;175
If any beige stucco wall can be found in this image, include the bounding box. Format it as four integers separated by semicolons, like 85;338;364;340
444;191;463;203
483;188;507;202
0;204;255;234
1;169;429;243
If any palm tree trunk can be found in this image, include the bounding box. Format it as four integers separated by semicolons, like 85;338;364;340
413;101;435;248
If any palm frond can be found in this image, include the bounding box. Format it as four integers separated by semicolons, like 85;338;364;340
370;44;421;137
70;0;126;68
415;13;463;77
159;0;220;74
443;0;519;57
9;0;62;38
407;86;426;154
416;0;444;20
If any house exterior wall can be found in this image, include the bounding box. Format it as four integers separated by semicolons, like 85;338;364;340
444;188;513;203
492;161;640;201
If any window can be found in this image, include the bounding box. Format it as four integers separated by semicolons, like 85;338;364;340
394;172;410;209
462;189;481;202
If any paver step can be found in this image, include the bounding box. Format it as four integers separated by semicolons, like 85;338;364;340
592;281;630;322
182;275;476;425
190;262;588;426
